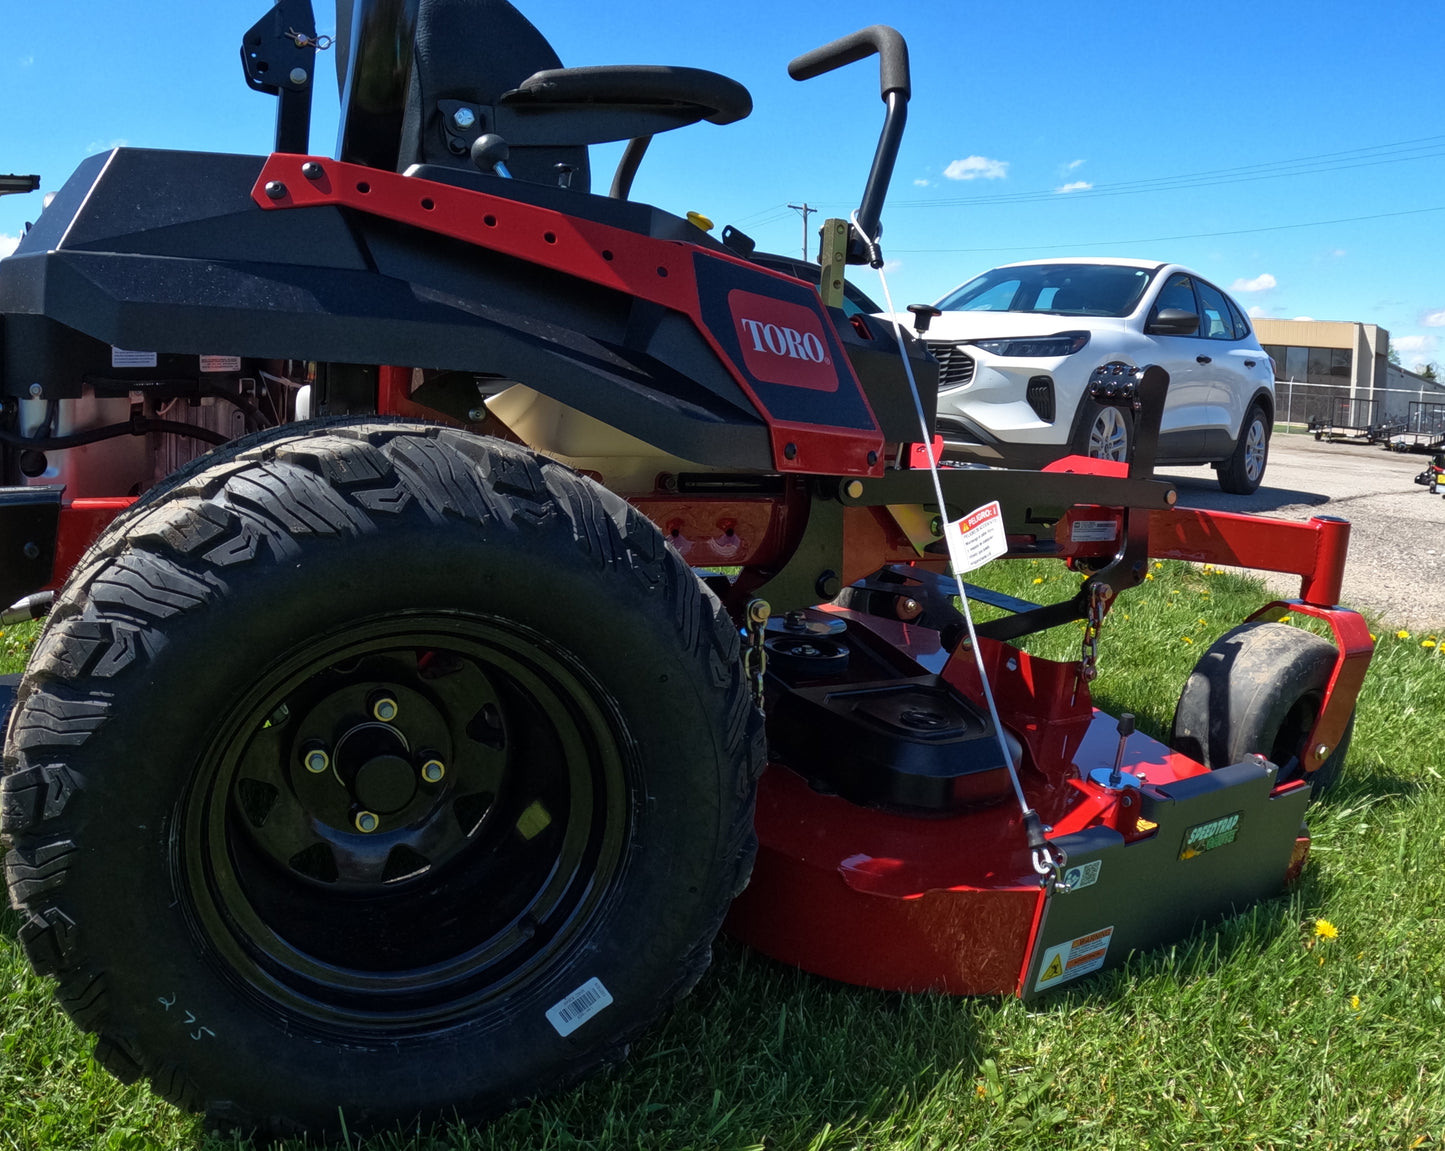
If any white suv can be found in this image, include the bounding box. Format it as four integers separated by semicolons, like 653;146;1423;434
918;257;1276;493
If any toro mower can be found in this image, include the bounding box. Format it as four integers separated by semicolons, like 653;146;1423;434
0;0;1372;1138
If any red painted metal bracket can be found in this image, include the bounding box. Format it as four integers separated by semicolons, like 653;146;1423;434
251;155;884;478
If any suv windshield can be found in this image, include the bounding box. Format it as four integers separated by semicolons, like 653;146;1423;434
936;263;1156;318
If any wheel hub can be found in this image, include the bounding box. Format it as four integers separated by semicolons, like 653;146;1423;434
352;753;417;814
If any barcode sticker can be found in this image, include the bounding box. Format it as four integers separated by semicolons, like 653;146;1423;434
545;977;614;1037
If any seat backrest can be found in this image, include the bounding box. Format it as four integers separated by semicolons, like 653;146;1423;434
335;0;591;190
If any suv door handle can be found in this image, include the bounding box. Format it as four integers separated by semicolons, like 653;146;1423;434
1196;355;1212;364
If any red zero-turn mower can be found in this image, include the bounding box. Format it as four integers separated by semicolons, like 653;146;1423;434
0;0;1373;1138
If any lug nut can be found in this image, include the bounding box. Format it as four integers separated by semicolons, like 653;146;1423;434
302;746;330;774
420;758;445;783
355;810;380;833
371;694;399;722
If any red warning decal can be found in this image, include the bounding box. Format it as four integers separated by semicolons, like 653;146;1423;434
727;289;839;392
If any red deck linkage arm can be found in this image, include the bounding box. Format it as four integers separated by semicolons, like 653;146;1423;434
1149;507;1352;607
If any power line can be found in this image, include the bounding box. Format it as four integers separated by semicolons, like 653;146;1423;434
831;134;1445;211
890;204;1445;254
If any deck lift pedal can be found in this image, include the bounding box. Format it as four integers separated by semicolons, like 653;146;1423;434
0;0;1372;1137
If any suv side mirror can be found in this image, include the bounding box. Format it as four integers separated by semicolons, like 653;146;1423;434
1146;307;1199;336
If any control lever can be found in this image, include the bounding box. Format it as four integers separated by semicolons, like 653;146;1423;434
1089;712;1143;791
907;304;942;334
471;134;513;179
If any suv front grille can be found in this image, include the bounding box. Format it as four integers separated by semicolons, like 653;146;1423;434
924;341;976;388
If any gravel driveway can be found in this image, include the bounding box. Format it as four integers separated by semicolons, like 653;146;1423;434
1159;434;1445;629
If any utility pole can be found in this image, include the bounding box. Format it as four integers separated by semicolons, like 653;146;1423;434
787;202;814;261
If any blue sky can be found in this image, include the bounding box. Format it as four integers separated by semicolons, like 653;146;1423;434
4;1;1443;367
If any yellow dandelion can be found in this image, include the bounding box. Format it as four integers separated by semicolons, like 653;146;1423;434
1369;633;1378;642
1182;636;1194;644
1397;630;1411;640
975;1083;987;1099
1197;617;1209;626
1349;995;1361;1010
1153;561;1163;569
1144;572;1155;581
1424;640;1437;650
1314;918;1339;940
1281;614;1293;623
1032;577;1045;585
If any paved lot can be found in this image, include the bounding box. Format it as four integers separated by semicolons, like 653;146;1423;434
1159;433;1445;628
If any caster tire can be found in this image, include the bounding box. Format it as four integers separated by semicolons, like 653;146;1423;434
1170;621;1353;798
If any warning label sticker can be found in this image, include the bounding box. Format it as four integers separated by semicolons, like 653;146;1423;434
1034;926;1114;992
111;347;157;368
943;500;1008;574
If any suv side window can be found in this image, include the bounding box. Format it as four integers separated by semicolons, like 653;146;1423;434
1150;274;1199;335
1195;280;1236;341
1225;295;1252;340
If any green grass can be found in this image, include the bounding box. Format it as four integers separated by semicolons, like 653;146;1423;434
4;562;1445;1150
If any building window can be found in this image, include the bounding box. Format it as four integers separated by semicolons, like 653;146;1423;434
1263;345;1352;383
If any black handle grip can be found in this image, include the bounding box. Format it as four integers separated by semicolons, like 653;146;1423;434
788;25;910;102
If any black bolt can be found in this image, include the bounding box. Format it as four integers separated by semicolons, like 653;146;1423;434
22;541;38;561
264;180;288;200
815;570;841;599
784;442;798;460
301;161;324;181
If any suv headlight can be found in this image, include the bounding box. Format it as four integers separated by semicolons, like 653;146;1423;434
970;331;1090;358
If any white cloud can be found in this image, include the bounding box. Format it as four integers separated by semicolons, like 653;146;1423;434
85;137;128;155
1395;334;1437;355
0;234;18;259
944;155;1008;181
912;178;930;187
882;259;904;274
1230;273;1277;293
19;55;33;67
1247;305;1266;318
1420;309;1445;327
1055;180;1092;194
1330;249;1346;258
1066;158;1086;170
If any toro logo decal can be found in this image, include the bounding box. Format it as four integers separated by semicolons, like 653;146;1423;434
727;290;838;392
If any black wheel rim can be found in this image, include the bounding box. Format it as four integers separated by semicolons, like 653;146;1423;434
179;612;632;1036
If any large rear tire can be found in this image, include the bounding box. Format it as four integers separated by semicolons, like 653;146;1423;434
1;422;762;1137
1170;621;1352;798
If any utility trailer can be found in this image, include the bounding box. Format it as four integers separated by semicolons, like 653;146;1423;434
1388;400;1445;453
0;0;1371;1137
1308;397;1379;444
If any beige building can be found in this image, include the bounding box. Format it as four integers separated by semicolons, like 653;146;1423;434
1252;317;1443;426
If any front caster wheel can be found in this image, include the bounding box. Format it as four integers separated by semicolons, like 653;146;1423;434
1;422;762;1138
1170;621;1353;798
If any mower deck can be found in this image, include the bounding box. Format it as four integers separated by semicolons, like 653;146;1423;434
726;609;1312;998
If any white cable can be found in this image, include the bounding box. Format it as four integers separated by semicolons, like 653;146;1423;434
850;212;1039;830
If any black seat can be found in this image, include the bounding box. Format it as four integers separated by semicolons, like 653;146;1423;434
334;0;749;197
